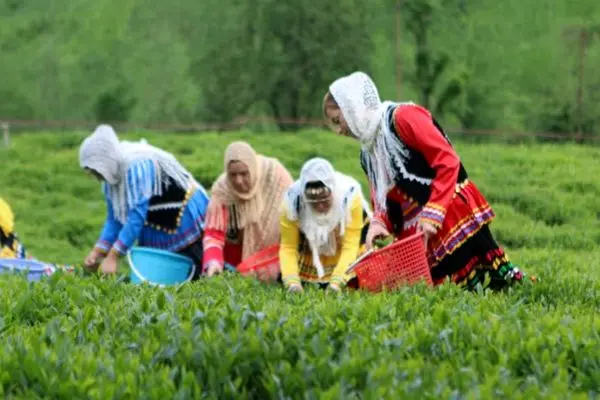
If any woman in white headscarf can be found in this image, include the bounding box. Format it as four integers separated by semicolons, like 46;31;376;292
79;124;210;276
322;71;527;291
279;158;371;292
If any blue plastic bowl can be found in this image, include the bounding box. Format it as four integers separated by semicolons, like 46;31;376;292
0;258;51;282
127;247;195;286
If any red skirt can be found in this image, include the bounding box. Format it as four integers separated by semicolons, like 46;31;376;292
392;181;520;289
427;180;495;267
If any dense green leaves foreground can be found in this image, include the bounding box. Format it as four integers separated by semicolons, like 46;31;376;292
1;130;600;398
0;273;598;398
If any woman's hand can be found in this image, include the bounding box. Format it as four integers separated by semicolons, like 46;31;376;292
100;251;119;274
205;261;224;277
417;220;438;247
366;221;390;250
84;248;103;270
328;282;341;293
287;283;303;293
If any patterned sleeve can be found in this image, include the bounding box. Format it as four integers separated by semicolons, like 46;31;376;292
95;188;123;254
109;161;155;255
393;106;460;229
112;200;150;255
202;203;228;271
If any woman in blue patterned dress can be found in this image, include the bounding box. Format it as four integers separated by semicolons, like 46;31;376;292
79;125;210;277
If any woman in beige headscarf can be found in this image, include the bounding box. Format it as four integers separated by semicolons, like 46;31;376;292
202;141;294;276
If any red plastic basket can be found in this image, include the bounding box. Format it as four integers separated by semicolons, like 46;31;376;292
353;232;432;292
236;244;280;283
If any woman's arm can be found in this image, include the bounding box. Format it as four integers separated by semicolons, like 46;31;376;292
95;195;123;255
202;202;229;272
279;202;301;288
108;160;156;256
110;199;149;256
330;193;364;287
393;106;460;229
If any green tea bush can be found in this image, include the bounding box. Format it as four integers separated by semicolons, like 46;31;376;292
0;130;599;398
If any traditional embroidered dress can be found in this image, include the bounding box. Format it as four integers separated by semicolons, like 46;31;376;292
328;72;523;290
202;141;293;271
279;158;371;288
79;125;209;274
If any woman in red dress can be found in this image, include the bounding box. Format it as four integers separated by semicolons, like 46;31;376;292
322;71;524;291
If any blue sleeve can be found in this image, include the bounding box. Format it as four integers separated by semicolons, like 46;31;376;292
111;160;155;255
96;184;123;252
112;199;149;255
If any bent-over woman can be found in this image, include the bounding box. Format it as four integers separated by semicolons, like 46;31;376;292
1;197;74;275
279;158;371;292
1;197;28;259
323;71;524;291
79;125;209;276
202;141;293;276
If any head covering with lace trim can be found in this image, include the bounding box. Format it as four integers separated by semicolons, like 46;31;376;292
328;71;415;215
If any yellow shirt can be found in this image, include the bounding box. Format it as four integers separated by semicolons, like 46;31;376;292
0;197;26;259
279;193;368;287
0;197;15;236
0;242;22;259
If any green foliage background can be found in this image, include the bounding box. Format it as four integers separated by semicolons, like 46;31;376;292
1;0;599;135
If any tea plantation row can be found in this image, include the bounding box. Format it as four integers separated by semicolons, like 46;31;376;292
0;130;598;398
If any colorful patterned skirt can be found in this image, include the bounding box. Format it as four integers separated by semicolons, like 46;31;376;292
295;244;367;286
401;181;523;290
295;224;369;288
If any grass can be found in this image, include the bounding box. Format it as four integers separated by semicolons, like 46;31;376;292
0;129;599;398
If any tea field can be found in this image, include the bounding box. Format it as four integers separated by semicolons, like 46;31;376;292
1;129;599;398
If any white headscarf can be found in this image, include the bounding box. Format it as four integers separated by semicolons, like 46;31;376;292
329;71;417;214
79;124;194;223
285;158;371;278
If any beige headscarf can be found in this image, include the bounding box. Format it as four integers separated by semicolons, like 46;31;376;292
206;141;293;260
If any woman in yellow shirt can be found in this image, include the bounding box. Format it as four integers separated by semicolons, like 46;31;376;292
1;197;74;277
0;197;28;259
279;158;371;292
